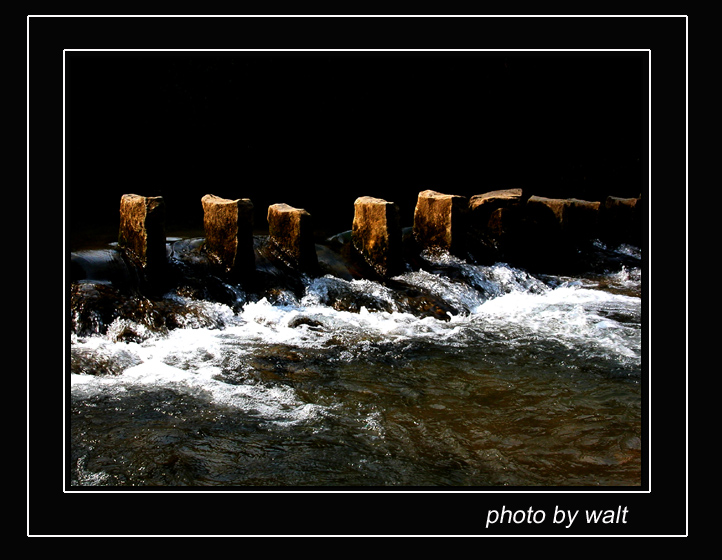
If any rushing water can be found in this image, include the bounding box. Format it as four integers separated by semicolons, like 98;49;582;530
68;240;642;488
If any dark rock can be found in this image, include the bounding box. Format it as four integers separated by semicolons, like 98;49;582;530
69;277;235;339
70;248;143;294
70;282;125;337
252;235;309;300
288;316;324;329
71;345;143;376
315;243;355;281
387;279;459;321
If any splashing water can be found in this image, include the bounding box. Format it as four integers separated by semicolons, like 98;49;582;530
69;244;642;487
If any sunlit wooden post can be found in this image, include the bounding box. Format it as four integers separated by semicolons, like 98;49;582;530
118;193;167;274
201;193;255;276
267;203;318;273
352;196;404;277
413;189;468;256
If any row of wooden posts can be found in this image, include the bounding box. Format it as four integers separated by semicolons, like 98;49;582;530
117;189;642;279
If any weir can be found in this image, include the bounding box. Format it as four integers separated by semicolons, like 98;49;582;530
116;190;643;283
72;188;644;354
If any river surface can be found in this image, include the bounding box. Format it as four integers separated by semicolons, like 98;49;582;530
68;239;643;488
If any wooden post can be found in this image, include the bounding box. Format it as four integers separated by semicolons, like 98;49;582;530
352;196;404;277
267;203;318;273
413;190;468;256
118;193;166;273
201;194;255;276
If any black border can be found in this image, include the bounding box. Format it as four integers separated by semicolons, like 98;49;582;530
30;15;687;536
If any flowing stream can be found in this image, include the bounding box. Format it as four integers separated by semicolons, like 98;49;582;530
69;238;642;487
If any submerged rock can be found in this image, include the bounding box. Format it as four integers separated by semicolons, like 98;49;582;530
69;275;238;339
70;345;143;376
287;315;324;330
70;248;143;293
387;279;460;321
71;282;126;337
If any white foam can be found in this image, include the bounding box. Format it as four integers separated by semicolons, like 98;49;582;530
473;285;641;363
609;266;642;290
71;261;641;407
396;269;486;314
70;345;327;426
301;275;399;311
394;259;549;315
70;314;329;425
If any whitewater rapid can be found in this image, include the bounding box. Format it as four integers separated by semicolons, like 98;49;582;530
70;253;641;438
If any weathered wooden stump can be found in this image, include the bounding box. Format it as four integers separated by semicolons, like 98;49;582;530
413;190;468;256
565;198;602;241
525;196;600;242
467;188;525;257
600;195;642;246
201;194;255;276
469;188;524;230
351;196;404;277
118;193;166;272
267;203;318;273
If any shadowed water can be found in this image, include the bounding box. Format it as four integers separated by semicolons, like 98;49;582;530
69;240;642;488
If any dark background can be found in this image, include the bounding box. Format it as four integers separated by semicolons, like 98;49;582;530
28;15;686;537
66;50;647;245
